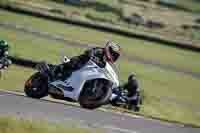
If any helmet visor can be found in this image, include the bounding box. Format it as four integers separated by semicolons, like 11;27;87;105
109;47;120;62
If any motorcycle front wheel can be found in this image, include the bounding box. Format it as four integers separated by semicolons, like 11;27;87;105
24;72;48;99
79;79;112;109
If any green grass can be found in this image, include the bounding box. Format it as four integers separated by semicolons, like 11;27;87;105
0;116;94;133
0;10;200;74
0;27;200;126
0;65;34;92
107;95;200;127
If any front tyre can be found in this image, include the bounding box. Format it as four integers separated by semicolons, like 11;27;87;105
79;79;112;109
24;72;48;99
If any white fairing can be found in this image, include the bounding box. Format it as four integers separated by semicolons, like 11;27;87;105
50;60;119;101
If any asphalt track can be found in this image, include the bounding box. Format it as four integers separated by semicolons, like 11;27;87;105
0;21;200;79
0;90;199;133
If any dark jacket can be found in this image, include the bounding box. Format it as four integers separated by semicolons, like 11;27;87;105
0;48;6;58
62;47;107;72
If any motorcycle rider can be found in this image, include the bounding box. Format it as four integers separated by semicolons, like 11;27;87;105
54;41;121;79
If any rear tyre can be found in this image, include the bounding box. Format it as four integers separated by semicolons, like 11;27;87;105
79;79;112;109
24;72;48;99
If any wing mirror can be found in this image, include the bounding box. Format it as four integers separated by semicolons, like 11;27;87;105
62;56;70;63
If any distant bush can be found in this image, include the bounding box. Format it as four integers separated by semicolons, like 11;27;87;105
181;24;190;30
145;20;165;29
195;18;200;24
123;13;145;26
181;24;200;40
181;24;200;30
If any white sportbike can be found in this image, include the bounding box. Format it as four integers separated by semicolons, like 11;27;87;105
24;56;119;109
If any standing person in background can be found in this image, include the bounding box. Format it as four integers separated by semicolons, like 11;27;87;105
0;40;12;70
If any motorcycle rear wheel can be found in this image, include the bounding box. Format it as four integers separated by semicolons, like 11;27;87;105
24;72;48;99
79;79;112;109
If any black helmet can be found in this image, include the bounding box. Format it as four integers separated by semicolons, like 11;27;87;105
104;41;121;63
128;73;137;82
0;40;9;51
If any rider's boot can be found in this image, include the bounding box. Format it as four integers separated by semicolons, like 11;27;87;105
128;98;140;112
